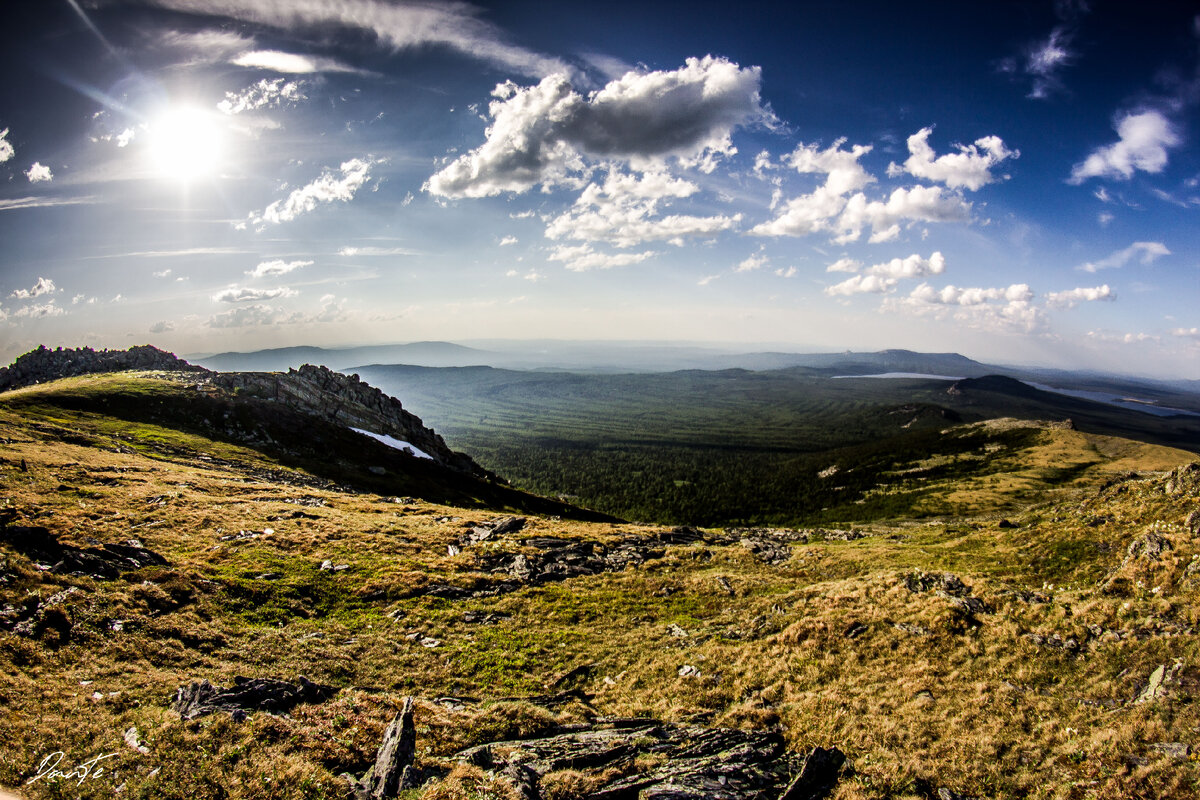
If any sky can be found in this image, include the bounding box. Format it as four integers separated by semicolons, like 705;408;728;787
0;0;1197;377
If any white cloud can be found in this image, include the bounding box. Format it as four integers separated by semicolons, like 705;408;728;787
213;285;297;303
149;321;175;334
749;185;849;238
736;252;768;272
697;274;721;286
1078;241;1170;272
499;235;518;246
1046;284;1116;308
1171;327;1200;341
865;251;945;280
547;243;656;271
826;257;861;273
11;277;57;299
887;127;1017;191
1069;111;1181;183
24;162;53;183
786;139;874;195
425;56;771;198
158;29;256;62
231;50;360;74
775;266;797;278
148;0;567;78
0;195;96;212
825;274;897;296
544;169;740;248
153;269;172;278
0;128;13;163
247;259;312;277
245;158;376;227
13;302;65;319
832;185;972;244
218;78;307;114
338;246;420;257
892;282;1043;333
207;303;278;328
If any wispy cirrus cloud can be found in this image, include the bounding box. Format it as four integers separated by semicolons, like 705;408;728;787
247;259;311;278
230;50;362;75
1077;241;1170;272
143;0;568;78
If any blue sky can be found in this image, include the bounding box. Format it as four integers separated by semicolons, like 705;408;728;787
0;0;1197;376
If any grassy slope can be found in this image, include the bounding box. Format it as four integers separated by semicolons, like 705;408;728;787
0;376;1198;799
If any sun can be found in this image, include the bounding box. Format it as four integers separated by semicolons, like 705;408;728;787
146;105;226;182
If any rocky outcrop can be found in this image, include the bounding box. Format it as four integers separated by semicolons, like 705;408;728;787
456;718;846;800
171;676;335;721
0;345;205;391
211;365;489;478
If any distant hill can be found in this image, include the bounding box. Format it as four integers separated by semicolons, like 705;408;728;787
191;341;495;372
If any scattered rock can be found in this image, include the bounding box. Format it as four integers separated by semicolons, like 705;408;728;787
779;746;847;800
678;664;702;678
171;675;335;721
124;726;150;755
1137;662;1183;703
1150;742;1190;759
1127;532;1172;561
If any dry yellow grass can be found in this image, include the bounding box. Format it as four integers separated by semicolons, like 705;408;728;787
1;378;1199;798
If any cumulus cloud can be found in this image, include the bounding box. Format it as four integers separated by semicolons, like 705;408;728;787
11;277;57;299
14;302;66;319
824;252;946;296
147;0;567;78
544;169;741;248
1172;327;1200;341
499;235;518;246
753;133;972;244
247;259;311;277
825;274;897;296
25;162;53;183
1069;111;1181;183
786;139;874;195
0;128;13;163
426;57;771;198
1046;284;1116;308
887;127;1017;190
891;282;1043;332
149;321;175;334
826;257;861;273
832;186;971;244
207;303;278;328
865;251;946;280
212;285;297;303
1078;241;1170;272
218;78;307;114
547;243;656;271
244;158;376;228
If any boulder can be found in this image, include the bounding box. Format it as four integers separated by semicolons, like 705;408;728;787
171;675;335;721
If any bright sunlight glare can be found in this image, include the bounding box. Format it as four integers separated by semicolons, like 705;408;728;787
146;105;226;181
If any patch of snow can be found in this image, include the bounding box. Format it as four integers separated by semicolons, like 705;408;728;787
350;427;433;459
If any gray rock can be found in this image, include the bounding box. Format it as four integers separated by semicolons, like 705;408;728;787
171;675;335;721
356;697;418;799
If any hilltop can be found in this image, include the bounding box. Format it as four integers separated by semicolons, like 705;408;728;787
1;348;1199;799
